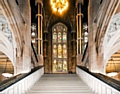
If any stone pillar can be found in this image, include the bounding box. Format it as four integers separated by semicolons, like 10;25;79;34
15;48;23;75
88;0;104;73
36;0;43;65
43;28;49;73
15;0;31;74
76;0;83;65
71;29;76;72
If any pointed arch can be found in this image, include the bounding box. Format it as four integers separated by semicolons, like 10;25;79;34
103;2;120;73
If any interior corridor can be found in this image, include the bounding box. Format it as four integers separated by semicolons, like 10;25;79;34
26;74;94;94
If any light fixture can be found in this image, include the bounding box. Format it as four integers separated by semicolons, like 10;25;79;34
2;73;13;78
107;72;118;77
50;0;69;14
2;60;13;78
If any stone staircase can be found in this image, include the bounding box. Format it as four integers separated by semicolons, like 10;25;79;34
26;74;95;94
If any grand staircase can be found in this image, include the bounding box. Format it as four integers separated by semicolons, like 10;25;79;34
26;74;94;94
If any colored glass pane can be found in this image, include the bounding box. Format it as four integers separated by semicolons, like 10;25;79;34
58;44;62;58
63;60;67;71
63;44;66;48
53;44;57;48
63;28;66;31
53;60;57;72
63;44;67;58
63;32;66;42
58;26;61;31
58;60;62;72
54;28;56;31
63;49;67;58
53;49;57;58
58;32;61;42
53;32;57;42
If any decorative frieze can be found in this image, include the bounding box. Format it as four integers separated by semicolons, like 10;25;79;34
106;13;120;43
0;19;13;43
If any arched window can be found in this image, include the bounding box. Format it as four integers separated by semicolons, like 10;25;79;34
52;23;67;73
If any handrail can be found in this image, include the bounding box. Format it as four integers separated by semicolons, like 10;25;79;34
77;66;120;91
82;42;88;62
31;42;38;62
0;66;43;91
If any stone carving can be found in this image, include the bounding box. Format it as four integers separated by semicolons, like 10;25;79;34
107;13;120;43
0;20;13;43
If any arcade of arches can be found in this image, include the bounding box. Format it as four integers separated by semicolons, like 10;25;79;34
0;0;120;82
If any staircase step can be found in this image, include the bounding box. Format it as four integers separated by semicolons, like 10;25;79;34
26;74;94;94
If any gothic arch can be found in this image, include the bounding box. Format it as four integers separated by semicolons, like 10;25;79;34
103;2;120;73
0;0;23;54
0;44;13;64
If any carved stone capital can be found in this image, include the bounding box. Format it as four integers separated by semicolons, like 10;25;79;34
35;0;43;6
76;0;84;7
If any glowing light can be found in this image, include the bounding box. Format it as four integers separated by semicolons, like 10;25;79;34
50;0;69;14
32;32;35;36
107;72;118;77
2;73;13;78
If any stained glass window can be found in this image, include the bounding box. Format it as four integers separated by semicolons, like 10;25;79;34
63;60;67;72
63;49;67;58
58;44;62;58
53;49;57;58
53;44;57;48
53;32;57;42
53;45;57;57
63;44;67;58
63;44;66;48
53;60;57;72
52;23;67;72
63;32;67;42
54;28;56;31
63;28;66;31
58;60;62;72
58;32;61;42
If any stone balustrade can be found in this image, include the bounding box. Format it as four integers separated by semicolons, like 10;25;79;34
0;67;44;94
76;67;120;94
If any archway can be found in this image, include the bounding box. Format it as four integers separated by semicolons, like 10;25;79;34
103;3;120;75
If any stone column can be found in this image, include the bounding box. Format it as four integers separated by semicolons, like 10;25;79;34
71;29;76;72
15;0;31;74
43;28;49;73
76;0;83;65
36;0;43;65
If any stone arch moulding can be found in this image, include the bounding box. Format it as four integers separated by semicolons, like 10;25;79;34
0;32;14;66
103;6;120;74
103;43;120;73
49;20;71;32
0;31;13;53
0;44;15;75
0;0;22;54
